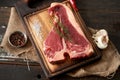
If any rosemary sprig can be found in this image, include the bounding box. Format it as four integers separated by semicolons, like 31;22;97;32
50;16;72;42
58;22;70;39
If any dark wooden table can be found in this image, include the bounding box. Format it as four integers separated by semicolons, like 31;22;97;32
0;0;120;80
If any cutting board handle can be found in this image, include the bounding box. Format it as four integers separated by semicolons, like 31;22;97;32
15;0;41;17
27;0;44;8
15;0;64;17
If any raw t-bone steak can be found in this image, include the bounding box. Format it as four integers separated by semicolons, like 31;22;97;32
44;3;93;63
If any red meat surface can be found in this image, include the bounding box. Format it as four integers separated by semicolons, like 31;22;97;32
44;3;93;63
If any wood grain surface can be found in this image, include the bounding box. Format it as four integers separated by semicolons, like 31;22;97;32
0;0;120;80
23;1;101;75
23;1;101;77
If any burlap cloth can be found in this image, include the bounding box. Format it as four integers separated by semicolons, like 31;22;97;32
1;8;120;78
1;8;39;61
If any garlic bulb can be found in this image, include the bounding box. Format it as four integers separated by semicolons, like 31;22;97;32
92;29;109;49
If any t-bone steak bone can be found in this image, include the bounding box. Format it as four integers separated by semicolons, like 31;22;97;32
44;3;93;63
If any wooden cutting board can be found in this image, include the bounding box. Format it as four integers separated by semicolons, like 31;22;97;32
24;1;81;73
15;0;101;78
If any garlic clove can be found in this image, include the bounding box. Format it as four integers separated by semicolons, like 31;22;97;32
92;29;109;49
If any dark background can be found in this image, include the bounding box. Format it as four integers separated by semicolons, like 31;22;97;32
0;0;120;80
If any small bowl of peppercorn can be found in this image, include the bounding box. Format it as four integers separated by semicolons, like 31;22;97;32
8;31;27;48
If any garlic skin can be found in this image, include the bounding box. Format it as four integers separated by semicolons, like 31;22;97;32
92;29;109;49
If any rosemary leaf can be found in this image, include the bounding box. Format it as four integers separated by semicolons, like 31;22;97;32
50;16;72;42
